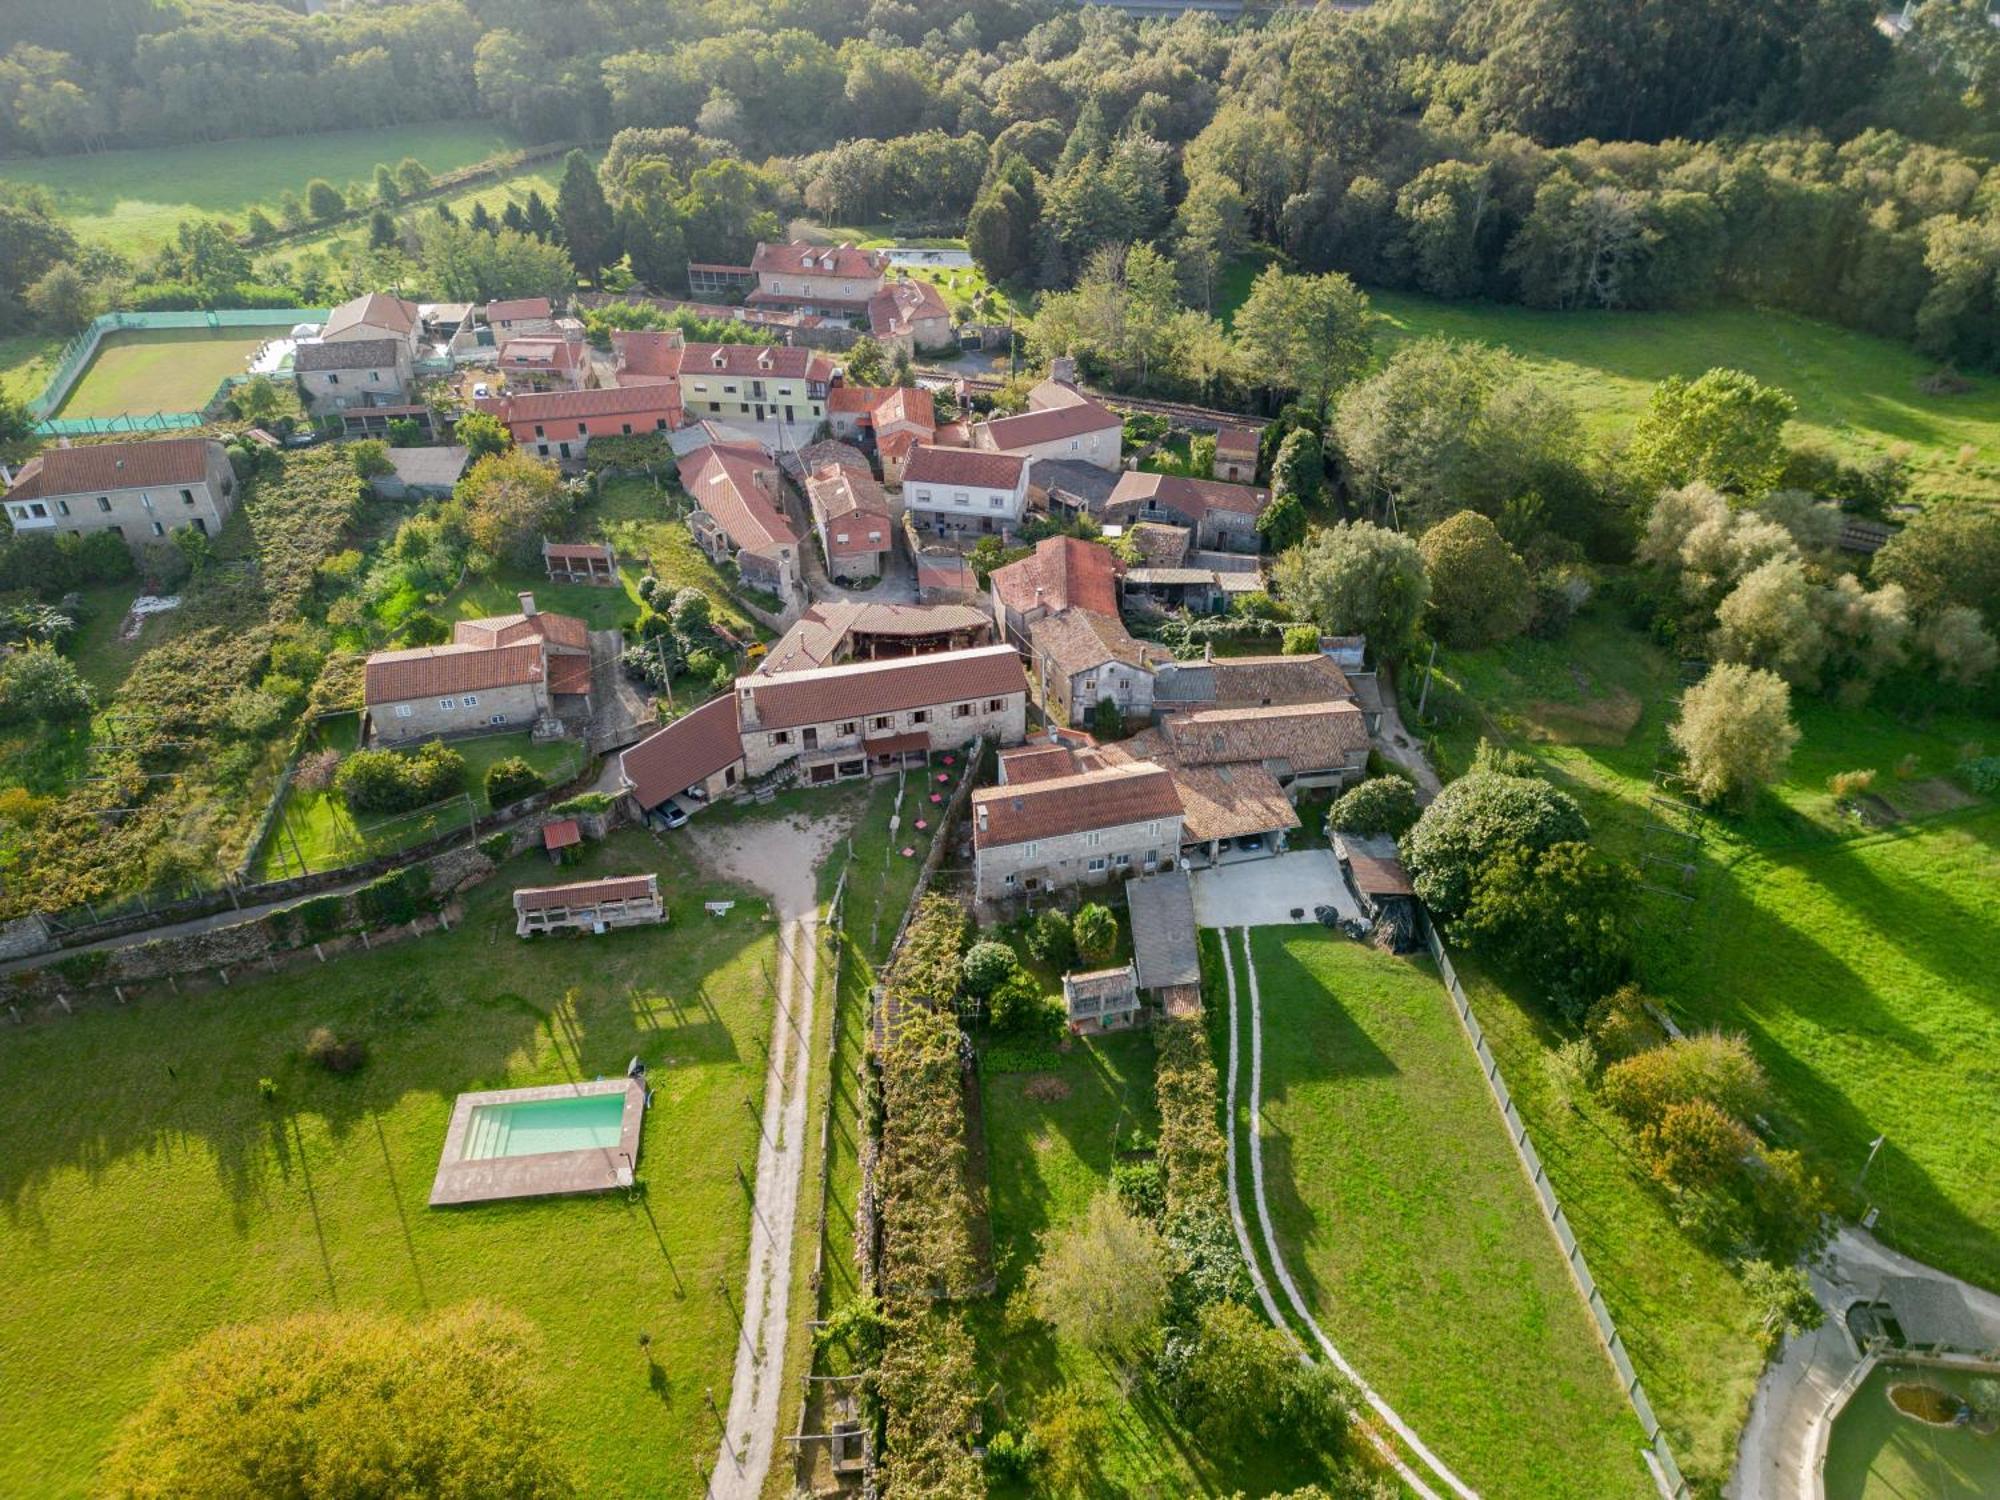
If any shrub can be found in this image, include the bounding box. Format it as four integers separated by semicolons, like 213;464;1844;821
0;644;94;724
983;1427;1041;1483
1456;840;1635;1017
479;832;513;862
1419;510;1533;646
1155;1016;1227;1214
1072;903;1117;966
1089;695;1124;740
334;742;466;814
1740;1260;1824;1353
1161;1205;1250;1318
988;970;1048;1034
1112;1159;1166;1221
883;893;970;1010
355;865;431;927
398;610;449;646
1401;771;1589;917
1024;908;1074;969
1638;1098;1750;1190
961;939;1019;999
303;1025;367;1074
1600;1032;1768;1129
483;756;543;809
1670;664;1799;810
1959;755;2000;795
1584;984;1667;1060
349;439;394;478
292;894;346;942
1826;768;1876;803
1281;623;1320;655
1326;775;1419;836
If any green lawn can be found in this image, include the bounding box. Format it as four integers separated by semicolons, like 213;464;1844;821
0;123;518;258
1232;927;1654;1500
0;332;60;403
1823;1364;2000;1500
595;476;766;638
1369;289;2000;504
286;155;573;262
255;726;587;882
439;572;642;635
55;325;295;419
0;828;771;1498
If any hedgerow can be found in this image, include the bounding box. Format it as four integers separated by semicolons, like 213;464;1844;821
1154;1016;1228;1216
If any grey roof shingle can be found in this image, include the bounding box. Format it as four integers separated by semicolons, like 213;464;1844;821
1126;871;1199;990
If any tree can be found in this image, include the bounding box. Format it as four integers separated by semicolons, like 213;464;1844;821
1457;840;1634;1011
1072;903;1116;966
1916;604;1998;690
1669;663;1799;810
1256;491;1307;552
1232;266;1373;415
483;756;542;808
348;438;393;480
1028;1192;1171;1357
0;643;93;723
1600;1032;1770;1129
97;1304;570;1499
1638;1098;1751;1191
989;969;1046;1033
961;940;1019;999
455;451;569;569
556;150;616;283
1713;557;1827;687
395;157;432;198
1030;1387;1107;1498
667;586;712;637
1272;522;1429;660
368;208;398;250
1628;369;1797;497
1025;908;1074;969
304;177;345;223
24;262;95;332
373;163;399;205
1418;511;1532;647
455;410;511;459
1402;771;1589;918
1740;1260;1824;1353
1327;776;1419;837
1872;503;2000;628
1282;623;1320;655
1170;1299;1297;1447
1089;694;1125;740
1271;427;1323;510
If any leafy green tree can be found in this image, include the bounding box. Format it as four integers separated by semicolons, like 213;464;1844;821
1028;1192;1171;1356
304;177;345;223
556;150;617;283
1628;369;1797;497
483;757;543;808
989;969;1046;1033
1272;521;1429;659
394;157;432;198
1272;427;1323;510
1600;1032;1770;1129
1638;1098;1750;1191
368;208;398;251
1169;1299;1296;1447
1327;776;1419;837
1282;623;1320;655
348;440;393;479
1418;511;1532;647
455;451;571;569
1256;491;1307;552
372;163;399;205
1025;908;1074;970
961;940;1019;999
1872;503;2000;628
1030;1386;1107;1498
24;263;96;332
1402;771;1589;918
97;1304;570;1499
1669;663;1799;809
1232;266;1373;416
1457;839;1635;1013
1713;556;1827;687
1071;903;1117;966
1089;694;1125;740
1740;1260;1824;1353
0;643;93;724
455;410;511;459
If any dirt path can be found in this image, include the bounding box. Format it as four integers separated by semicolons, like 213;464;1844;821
1372;690;1444;804
686;812;845;1499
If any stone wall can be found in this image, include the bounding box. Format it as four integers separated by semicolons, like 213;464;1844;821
0;914;55;962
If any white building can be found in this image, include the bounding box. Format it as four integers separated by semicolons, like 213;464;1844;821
901;445;1029;537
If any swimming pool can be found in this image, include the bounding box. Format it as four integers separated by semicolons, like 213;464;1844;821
463;1093;626;1160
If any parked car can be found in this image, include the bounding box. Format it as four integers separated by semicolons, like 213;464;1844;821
472;381;490;399
650;800;689;830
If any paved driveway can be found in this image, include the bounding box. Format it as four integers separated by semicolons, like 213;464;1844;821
1188;849;1358;929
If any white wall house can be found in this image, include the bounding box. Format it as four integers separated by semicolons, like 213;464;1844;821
901;445;1029;537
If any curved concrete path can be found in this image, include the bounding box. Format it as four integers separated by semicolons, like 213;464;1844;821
1219;928;1466;1500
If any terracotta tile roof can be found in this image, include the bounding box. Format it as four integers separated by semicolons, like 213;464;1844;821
809;464;893;557
758;601;991;674
1106;731;1297;843
499;336;587;372
295;337;402;372
488;297;554;323
1107;470;1271;520
1151;653;1355;709
542;818;581;851
933;420;973;447
548;654;593;697
513;874;659;912
609;328;683;380
619;694;744;809
737;644;1025;732
3;437;216;502
998;744;1084;785
681;341;837;382
1213;424;1260;459
454;610;589;652
972;762;1182;849
869;278;950;340
323;291;417;340
988;536;1122;619
1030;608;1166;679
978;396;1121;452
900;444;1025;490
677;444;798;556
484;383;682;426
1163;701;1369;771
875;386;934;430
364;641;545;702
752;241;888;280
1126;522;1191;567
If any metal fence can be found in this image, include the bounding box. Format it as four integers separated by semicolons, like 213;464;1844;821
1421;914;1691;1500
28;307;329;429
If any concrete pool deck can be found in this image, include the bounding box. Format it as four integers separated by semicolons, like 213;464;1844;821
428;1077;644;1206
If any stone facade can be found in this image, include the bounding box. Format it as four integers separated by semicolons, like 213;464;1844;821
375;681;546;743
739;693;1023;781
973;815;1180;902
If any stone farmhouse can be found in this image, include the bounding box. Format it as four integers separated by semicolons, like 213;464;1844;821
804;456;895;582
319;291;423;355
988;536;1168;725
1104;471;1271;552
486;297;559;338
2;437;235;548
295;337;413;413
364;592;591;743
675;439;803;601
739;241;953;355
1212;423;1260;482
971;744;1184;901
973;376;1123;471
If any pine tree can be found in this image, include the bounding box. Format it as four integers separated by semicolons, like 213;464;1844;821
555;150;617;283
523;190;558;243
468;201;496;235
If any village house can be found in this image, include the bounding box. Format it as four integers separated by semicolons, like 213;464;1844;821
616;693;748;822
319;291;423;355
868;276;953;356
805;457;895;582
1126;869;1202;1015
513;873;665;938
294;336;413;412
543;540;619;586
363;592;591;742
987;535;1123;648
1;436;235;547
497;334;593;392
1062;964;1143;1032
486;297;559;338
675;440;803;601
756;600;994;675
371;445;469;500
1159;700;1371;793
683;342;836;426
1104;471;1271;552
903;445;1029;537
1034;458;1121;523
826;384;938;483
478;384;682;462
1212;424;1260;483
1151;652;1357;718
1029;607;1170;726
747;241;890;319
971;745;1184;901
973;377;1123;471
734;643;1028;783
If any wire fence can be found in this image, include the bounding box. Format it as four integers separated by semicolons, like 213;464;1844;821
28;307;330;429
1421;913;1691;1500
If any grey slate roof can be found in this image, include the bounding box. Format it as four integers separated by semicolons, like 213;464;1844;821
1876;1276;1987;1351
1034;458;1121;512
385;445;469;490
295;337;402;372
1126;871;1199;990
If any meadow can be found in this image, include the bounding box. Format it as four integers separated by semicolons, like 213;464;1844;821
55;325;296;419
0;828;773;1498
1229;926;1655;1500
282;154;573;262
0;123;517;258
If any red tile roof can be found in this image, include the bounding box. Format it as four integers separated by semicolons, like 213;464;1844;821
998;744;1085;785
513;874;659;912
619;694;744;809
482;383;682;427
807;463;893;556
677;445;798;555
972;762;1182;848
548;654;593;697
499;336;586;373
902;444;1025;490
979;396;1122;452
488;297;554;323
1213;424;1260;459
869;278;950;340
1107;470;1271;519
542;818;581;851
988;536;1122;619
454;609;589;652
681;341;837;382
365;642;545;702
3;437;217;502
736;644;1024;732
752;241;888;280
609;328;682;380
828;384;935;431
323;291;417;340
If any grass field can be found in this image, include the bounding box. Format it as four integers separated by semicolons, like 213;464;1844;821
0;123;518;258
286;155;572;262
1230;927;1654;1500
0;828;771;1498
1823;1364;2000;1500
0;332;60;403
53;325;295;419
1370;290;2000;504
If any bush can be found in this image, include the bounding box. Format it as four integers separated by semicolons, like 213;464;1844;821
1419;510;1533;647
983;1427;1041;1483
1024;908;1074;969
1072;903;1117;966
479;832;513;862
483;756;543;809
1155;1016;1227;1214
0;644;94;724
961;939;1019;999
1112;1159;1166;1221
1826;768;1876;803
334;742;466;814
355;864;432;927
1402;771;1589;917
292;894;346;942
1584;984;1667;1060
551;791;614;816
1638;1097;1750;1190
1089;695;1124;740
1456;840;1635;1017
1326;775;1419;837
1282;623;1321;655
988;969;1048;1034
1959;755;2000;795
1600;1032;1768;1129
303;1025;367;1074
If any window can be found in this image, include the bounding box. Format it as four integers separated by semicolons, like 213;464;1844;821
150;521;164;537
837;721;857;736
327;372;339;385
534;425;545;437
870;715;891;731
395;704;413;718
987;699;1003;712
1004;872;1017;887
140;493;154;512
1069;439;1078;451
656;418;668;431
1088;857;1107;873
723;385;738;394
368;370;379;382
725;766;738;787
911;709;929;725
1113;852;1132;867
97;496;112;513
438;698;456;711
538;444;550;457
180;489;194;505
622;423;632;435
989;496;1004;508
488;713;505;725
953;492;970;508
835;532;848;543
772;730;791;745
1022;841;1039;859
55;500;68;517
462;694;479;707
709;402;721;413
576;423;587;435
953;703;972;718
1146;822;1160;838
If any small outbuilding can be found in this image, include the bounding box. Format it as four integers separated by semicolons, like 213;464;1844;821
1334;832;1419;952
1126;869;1202;1016
541;818;582;862
514;874;665;937
373;444;470;499
1063;964;1142;1032
544;540;619;586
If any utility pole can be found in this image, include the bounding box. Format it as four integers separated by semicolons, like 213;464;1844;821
1415;639;1438;721
1858;1133;1886;1192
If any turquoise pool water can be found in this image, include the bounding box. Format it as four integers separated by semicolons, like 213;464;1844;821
463;1094;624;1160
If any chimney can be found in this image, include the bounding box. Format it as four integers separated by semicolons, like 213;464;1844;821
737;684;759;729
518;591;537;617
1204;641;1213;662
1051;354;1078;388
